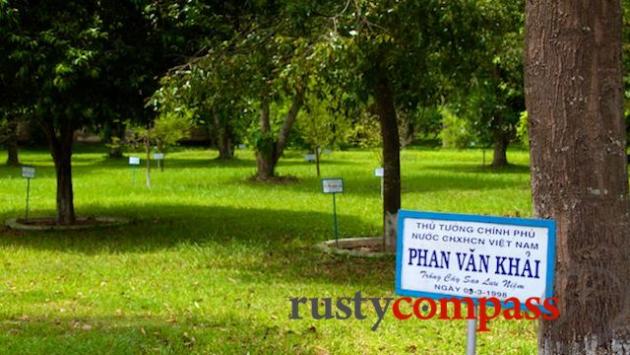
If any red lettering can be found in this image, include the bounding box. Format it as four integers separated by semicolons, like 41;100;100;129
542;297;560;320
392;297;413;320
477;297;501;331
413;298;437;320
501;297;523;320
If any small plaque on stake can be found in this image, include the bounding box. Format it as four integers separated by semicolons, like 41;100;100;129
153;153;164;160
21;166;35;179
374;167;384;177
322;178;343;194
129;157;140;165
305;154;316;162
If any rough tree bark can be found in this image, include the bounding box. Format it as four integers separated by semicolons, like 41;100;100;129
43;120;76;225
374;69;401;252
5;118;19;166
255;88;305;180
525;0;630;353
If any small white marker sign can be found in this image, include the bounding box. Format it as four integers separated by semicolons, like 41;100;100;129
322;178;343;194
153;153;164;160
129;157;140;165
374;167;384;177
305;154;316;162
22;166;35;179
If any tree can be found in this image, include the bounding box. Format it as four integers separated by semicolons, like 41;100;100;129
0;116;20;166
127;111;192;187
525;0;630;352
458;0;525;168
0;3;22;166
322;0;490;250
297;93;350;176
3;1;168;224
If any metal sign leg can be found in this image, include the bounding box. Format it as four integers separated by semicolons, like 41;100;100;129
25;178;31;221
466;316;477;355
333;193;339;247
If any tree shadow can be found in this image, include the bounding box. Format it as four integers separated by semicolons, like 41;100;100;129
0;313;322;354
0;204;393;289
230;168;531;198
420;163;531;174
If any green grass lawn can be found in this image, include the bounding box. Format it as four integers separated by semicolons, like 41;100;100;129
0;146;536;354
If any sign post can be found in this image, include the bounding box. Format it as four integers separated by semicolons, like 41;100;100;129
129;156;140;184
21;166;35;221
374;167;384;198
395;210;556;354
321;178;344;246
466;315;477;355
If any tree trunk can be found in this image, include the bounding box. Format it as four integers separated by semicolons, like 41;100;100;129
213;112;234;160
46;121;76;225
374;69;401;253
105;121;125;159
491;133;509;168
6;119;19;166
525;1;630;353
315;146;321;177
145;136;151;188
255;97;276;180
255;88;304;180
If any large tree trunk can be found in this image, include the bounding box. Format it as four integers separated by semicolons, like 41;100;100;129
255;88;304;180
46;121;76;225
374;69;401;253
491;132;509;168
6;119;19;166
525;1;630;353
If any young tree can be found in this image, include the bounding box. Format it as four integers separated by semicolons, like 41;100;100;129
297;93;350;176
127;111;192;187
525;0;630;352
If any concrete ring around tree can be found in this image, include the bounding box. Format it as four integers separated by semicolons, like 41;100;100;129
315;237;395;258
5;216;130;231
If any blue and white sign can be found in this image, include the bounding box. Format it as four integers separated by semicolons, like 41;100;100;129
21;166;35;179
322;178;343;194
395;210;556;306
129;157;140;165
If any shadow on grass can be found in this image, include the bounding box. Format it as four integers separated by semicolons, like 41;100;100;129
230;169;530;197
0;314;317;354
0;204;393;289
421;163;531;174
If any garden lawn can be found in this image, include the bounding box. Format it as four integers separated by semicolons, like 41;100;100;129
0;146;535;354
